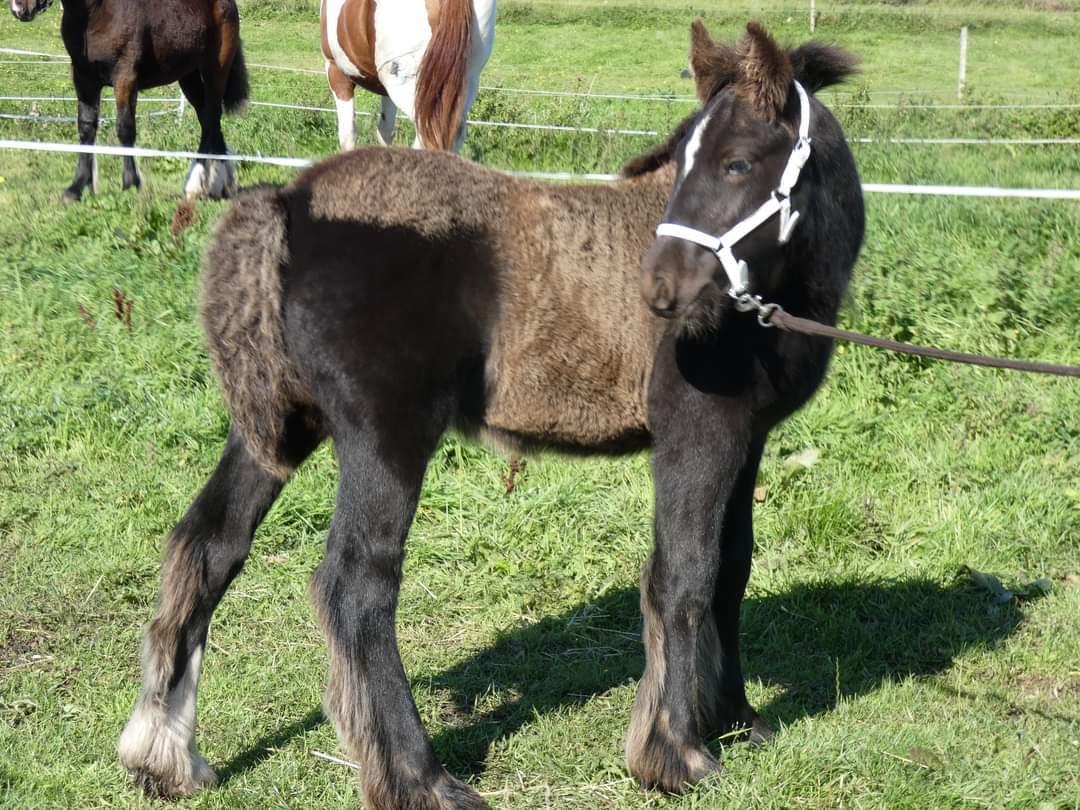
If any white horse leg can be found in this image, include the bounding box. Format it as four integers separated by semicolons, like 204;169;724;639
377;48;421;148
183;161;207;199
334;94;356;151
118;644;216;798
376;95;397;146
454;0;498;153
326;60;356;151
453;74;484;153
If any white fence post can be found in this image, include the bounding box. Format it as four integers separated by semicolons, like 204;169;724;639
810;0;817;33
177;92;186;122
958;26;969;100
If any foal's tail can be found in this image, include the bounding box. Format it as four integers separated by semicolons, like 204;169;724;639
414;0;472;150
200;185;307;478
223;38;249;114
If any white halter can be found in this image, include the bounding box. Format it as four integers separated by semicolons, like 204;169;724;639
655;81;812;301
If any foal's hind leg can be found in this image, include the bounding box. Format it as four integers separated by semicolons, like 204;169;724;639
313;426;485;810
697;439;772;745
119;421;321;798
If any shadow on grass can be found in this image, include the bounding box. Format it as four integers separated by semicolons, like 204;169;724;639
217;707;325;786
219;577;1023;781
429;576;1023;776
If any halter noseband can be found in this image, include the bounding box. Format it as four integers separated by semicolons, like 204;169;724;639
655;80;812;304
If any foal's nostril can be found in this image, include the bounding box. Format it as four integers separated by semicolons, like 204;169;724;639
648;278;679;317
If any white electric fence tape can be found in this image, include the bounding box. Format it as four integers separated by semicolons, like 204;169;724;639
2;139;1079;200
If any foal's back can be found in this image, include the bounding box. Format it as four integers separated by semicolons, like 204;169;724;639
279;148;673;452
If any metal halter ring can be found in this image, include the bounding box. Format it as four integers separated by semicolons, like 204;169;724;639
731;292;781;327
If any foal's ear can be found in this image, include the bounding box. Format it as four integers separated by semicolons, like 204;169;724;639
688;19;738;103
735;21;793;120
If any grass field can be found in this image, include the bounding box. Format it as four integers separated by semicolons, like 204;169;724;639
1;1;1078;808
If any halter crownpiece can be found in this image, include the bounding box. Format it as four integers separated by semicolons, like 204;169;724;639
655;80;812;301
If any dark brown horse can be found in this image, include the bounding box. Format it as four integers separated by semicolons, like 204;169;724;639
10;0;248;200
118;22;863;809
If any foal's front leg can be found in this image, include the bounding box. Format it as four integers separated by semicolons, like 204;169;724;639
63;70;100;202
698;439;773;744
626;387;753;791
314;433;485;810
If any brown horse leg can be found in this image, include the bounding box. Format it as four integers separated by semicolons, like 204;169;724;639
183;23;238;199
119;421;322;799
697;439;772;745
113;72;141;191
178;70;214;199
178;70;206;119
183;79;231;199
326;61;357;150
63;69;100;202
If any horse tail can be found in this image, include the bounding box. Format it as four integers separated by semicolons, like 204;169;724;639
200;185;308;478
223;37;249;114
414;0;473;150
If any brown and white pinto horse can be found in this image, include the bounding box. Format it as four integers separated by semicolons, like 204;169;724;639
320;0;495;152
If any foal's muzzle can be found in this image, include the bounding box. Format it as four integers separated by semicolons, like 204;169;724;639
641;236;719;319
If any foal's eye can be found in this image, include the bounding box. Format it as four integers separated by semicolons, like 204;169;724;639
726;159;753;176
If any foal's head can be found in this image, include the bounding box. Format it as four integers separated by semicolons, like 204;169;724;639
9;0;51;21
641;21;858;329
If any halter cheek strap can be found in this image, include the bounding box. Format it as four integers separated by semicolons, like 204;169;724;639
655;80;812;300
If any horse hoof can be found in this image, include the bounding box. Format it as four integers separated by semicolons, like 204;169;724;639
433;773;488;809
129;761;217;801
362;772;487;810
627;729;720;794
118;706;217;799
702;702;774;747
61;188;83;203
748;715;774;746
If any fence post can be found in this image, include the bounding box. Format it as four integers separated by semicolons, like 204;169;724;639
810;0;817;32
958;26;968;100
177;92;186;123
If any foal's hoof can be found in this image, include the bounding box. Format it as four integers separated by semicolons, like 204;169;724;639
118;714;217;800
129;759;217;801
704;703;774;747
627;730;720;794
61;187;83;203
432;773;488;810
364;771;488;810
747;714;774;747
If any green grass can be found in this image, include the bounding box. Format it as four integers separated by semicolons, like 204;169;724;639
1;1;1079;808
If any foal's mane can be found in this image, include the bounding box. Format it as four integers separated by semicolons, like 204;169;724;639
620;113;698;178
620;22;858;179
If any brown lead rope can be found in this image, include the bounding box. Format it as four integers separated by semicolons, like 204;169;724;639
764;307;1080;378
